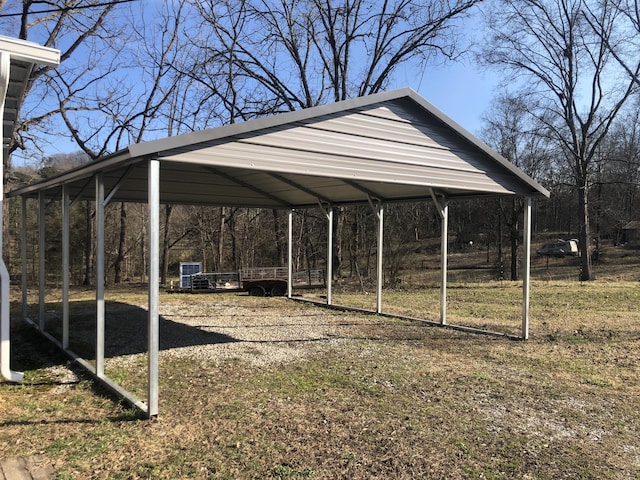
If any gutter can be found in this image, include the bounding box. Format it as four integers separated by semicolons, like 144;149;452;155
0;50;23;382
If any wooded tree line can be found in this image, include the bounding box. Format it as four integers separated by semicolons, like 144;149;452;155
1;0;639;284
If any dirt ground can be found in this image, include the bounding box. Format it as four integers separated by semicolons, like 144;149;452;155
1;274;640;479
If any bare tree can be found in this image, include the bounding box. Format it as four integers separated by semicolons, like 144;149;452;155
185;0;479;115
3;0;187;159
481;95;553;279
0;0;125;273
609;108;640;223
0;1;129;160
591;105;640;241
482;0;640;280
1;1;190;283
583;0;640;86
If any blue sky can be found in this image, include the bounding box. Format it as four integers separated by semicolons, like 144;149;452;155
412;63;500;137
26;60;499;164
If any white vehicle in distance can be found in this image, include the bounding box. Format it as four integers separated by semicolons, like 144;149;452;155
536;239;579;257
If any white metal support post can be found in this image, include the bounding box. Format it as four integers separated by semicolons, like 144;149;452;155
440;201;448;325
326;206;333;306
95;174;105;377
287;209;293;299
62;185;70;349
148;159;160;417
375;202;384;314
522;197;532;340
429;192;448;325
38;191;45;330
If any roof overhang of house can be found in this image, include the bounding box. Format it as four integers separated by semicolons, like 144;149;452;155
1;35;60;161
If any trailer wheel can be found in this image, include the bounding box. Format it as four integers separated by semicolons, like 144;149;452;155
270;283;286;297
248;285;265;297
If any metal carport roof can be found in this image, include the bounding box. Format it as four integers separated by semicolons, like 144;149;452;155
8;87;549;205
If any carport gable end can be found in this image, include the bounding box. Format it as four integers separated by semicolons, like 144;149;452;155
8;88;549;208
128;90;550;206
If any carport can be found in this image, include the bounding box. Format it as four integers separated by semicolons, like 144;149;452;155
5;87;549;417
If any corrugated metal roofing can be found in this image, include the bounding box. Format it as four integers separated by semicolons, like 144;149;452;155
7;88;550;207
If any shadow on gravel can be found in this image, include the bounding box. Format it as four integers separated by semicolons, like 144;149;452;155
20;300;239;361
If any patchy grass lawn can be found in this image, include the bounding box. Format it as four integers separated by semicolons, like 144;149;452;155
1;275;640;479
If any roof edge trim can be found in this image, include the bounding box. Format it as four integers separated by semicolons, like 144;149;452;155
0;35;60;67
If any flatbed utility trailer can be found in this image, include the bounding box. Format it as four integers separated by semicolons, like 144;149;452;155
168;267;325;296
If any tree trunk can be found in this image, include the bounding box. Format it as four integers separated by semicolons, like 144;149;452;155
332;208;342;279
229;213;238;271
272;209;284;266
577;180;594;281
497;208;503;274
83;201;93;286
217;207;225;271
510;199;519;281
114;202;127;283
302;212;315;270
140;218;146;283
160;204;172;285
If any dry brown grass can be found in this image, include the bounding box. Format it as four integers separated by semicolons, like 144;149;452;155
1;245;639;479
